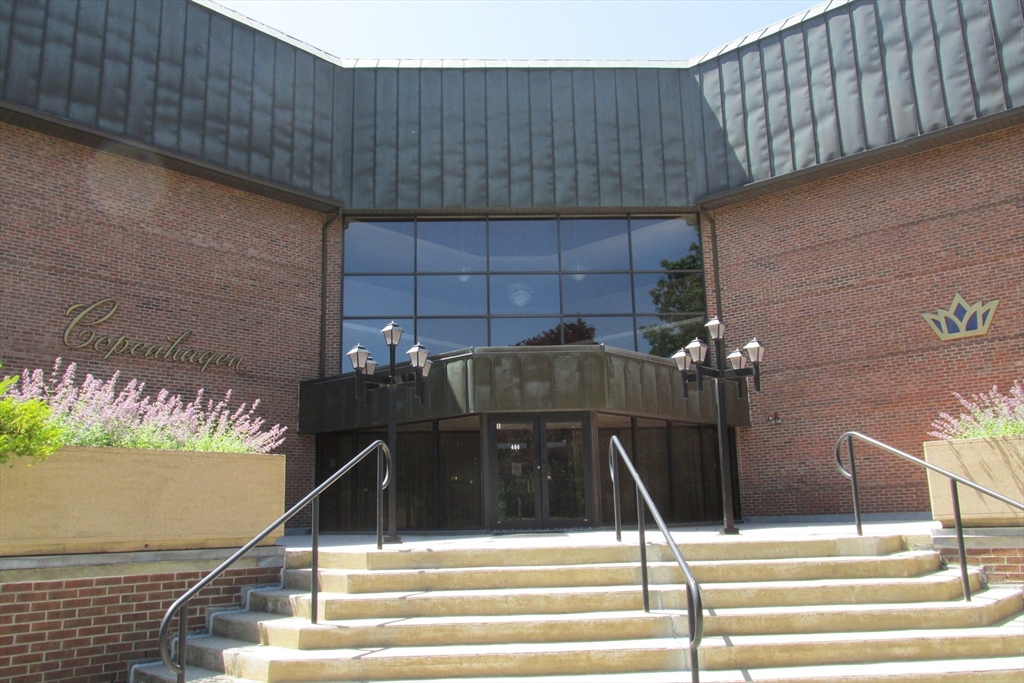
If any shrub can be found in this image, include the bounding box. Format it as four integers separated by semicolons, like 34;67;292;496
0;368;65;465
930;380;1024;440
3;359;286;454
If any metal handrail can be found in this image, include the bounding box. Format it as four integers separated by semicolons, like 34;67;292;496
158;440;391;682
609;435;704;683
835;431;1023;602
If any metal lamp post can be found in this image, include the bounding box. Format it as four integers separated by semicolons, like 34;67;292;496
346;322;430;544
672;317;765;535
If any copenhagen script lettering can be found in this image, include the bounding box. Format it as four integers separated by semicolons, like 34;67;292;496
62;299;248;374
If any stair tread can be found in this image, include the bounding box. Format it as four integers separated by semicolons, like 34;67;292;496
224;585;1021;630
133;663;260;683
378;656;1024;682
705;585;1022;616
193;616;1024;659
217;608;674;629
135;656;1024;683
288;550;937;575
268;567;976;599
189;634;687;659
700;615;1024;647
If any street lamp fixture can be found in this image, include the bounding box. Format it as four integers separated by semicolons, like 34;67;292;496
674;317;765;535
346;322;430;544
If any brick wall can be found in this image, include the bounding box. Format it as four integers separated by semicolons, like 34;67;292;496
705;125;1024;518
0;122;327;525
0;566;280;683
953;547;1024;585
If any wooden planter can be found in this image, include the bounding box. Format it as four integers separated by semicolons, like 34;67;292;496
0;447;286;556
923;436;1023;528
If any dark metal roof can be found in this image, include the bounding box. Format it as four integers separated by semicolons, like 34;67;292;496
297;346;750;434
2;0;1021;211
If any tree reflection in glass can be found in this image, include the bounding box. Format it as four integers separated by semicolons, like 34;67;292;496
641;242;706;357
515;318;597;346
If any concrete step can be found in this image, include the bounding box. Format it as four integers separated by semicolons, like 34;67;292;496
180;617;1024;681
213;587;1021;649
286;535;905;570
133;664;260;683
251;568;983;620
133;656;1024;683
701;586;1023;635
283;551;941;593
184;635;685;681
130;527;1021;683
698;617;1024;670
212;609;679;649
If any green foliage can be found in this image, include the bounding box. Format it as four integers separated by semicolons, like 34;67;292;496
0;369;65;465
642;242;707;357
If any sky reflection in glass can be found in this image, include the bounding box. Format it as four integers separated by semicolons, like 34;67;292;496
490;274;560;315
560;218;629;273
417;220;487;273
489;219;559;271
631;217;700;271
418;275;488;316
562;274;632;314
344;221;414;272
418;318;488;352
344;276;414;316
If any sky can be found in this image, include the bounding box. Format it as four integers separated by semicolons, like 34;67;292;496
211;0;825;62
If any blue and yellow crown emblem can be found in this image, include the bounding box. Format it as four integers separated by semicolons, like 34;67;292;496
922;293;998;341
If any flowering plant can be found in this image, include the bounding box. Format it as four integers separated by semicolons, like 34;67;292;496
929;380;1024;440
2;359;286;456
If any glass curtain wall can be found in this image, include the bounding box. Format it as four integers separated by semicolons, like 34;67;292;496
597;413;738;526
342;216;705;364
317;416;483;532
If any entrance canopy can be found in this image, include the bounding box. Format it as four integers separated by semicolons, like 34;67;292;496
299;345;750;434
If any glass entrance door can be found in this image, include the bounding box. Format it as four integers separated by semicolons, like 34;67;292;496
494;416;588;529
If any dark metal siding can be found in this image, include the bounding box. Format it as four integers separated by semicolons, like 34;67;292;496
1;0;1021;210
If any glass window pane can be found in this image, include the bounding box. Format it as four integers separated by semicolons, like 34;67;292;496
418;318;488;353
562;274;633;315
342;318;414;370
634;272;705;315
636;315;705;358
491;317;563;346
544;421;586;520
344;221;414;273
438;417;482;529
583;316;636;351
497;421;536;523
560;218;629;273
489;274;560;315
418;275;487;316
417;220;487;273
396;430;436;529
631;216;701;271
489;219;559;271
344;276;414;317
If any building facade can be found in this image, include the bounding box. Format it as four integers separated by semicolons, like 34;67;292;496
2;0;1022;534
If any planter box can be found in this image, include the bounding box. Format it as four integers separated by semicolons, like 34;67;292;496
923;436;1023;528
0;447;286;556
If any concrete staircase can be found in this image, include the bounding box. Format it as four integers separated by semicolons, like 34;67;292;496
134;533;1024;683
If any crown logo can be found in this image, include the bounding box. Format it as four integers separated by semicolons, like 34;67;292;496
922;293;998;341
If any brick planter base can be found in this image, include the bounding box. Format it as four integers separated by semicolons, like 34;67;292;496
0;549;282;683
